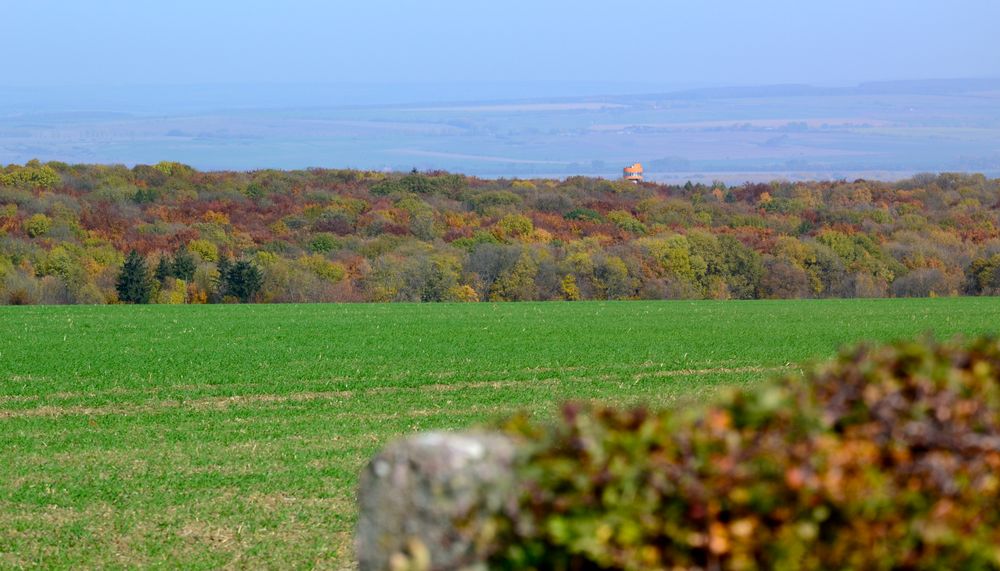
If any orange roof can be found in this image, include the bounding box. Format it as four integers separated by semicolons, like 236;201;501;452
623;163;643;174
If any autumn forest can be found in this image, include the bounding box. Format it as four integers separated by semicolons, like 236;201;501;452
2;160;1000;305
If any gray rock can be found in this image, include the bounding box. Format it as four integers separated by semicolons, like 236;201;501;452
356;431;517;571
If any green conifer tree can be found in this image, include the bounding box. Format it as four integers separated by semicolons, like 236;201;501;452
214;252;232;302
154;255;172;285
116;250;153;304
226;260;263;303
172;245;197;281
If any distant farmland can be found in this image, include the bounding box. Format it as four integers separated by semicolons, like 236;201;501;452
3;78;999;177
2;299;999;568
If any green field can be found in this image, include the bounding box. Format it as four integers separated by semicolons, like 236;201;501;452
2;298;999;569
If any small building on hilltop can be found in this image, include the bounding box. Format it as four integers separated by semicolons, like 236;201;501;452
623;163;643;183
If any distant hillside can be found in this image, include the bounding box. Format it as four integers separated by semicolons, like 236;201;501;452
2;161;1000;304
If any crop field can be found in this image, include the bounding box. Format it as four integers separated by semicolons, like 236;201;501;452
2;298;1000;569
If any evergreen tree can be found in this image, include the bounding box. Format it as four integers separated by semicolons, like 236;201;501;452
216;252;232;278
154;255;172;285
214;252;232;301
116;250;153;304
172;245;196;281
226;260;263;303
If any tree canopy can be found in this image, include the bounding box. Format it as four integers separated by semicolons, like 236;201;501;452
2;162;999;304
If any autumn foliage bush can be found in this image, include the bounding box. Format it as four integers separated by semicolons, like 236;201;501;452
492;337;1000;570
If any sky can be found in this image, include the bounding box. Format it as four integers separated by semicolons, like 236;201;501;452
4;0;1000;89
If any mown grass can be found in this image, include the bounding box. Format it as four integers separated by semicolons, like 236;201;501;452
1;298;999;569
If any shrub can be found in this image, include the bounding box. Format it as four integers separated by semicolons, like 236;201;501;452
469;191;523;215
564;208;602;222
0;162;60;188
606;210;647;234
187;239;218;263
300;254;346;283
0;204;17;235
494;214;534;241
491;336;1000;570
451;230;501;251
370;178;406;196
308;233;339;253
24;213;52;238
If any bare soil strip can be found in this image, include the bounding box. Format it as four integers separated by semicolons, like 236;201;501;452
0;361;745;404
0;365;790;419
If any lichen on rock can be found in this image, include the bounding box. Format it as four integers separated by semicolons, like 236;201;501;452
356;432;516;571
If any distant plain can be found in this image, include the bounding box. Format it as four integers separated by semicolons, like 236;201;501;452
3;78;999;181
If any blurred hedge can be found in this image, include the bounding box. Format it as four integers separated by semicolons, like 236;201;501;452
491;337;1000;570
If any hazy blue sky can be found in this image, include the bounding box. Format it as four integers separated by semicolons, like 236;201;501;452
4;0;999;87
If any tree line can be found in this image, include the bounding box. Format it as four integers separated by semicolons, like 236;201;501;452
2;160;1000;304
115;248;262;304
